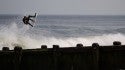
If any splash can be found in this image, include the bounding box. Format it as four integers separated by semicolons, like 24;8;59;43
40;33;125;47
0;22;125;50
0;22;41;49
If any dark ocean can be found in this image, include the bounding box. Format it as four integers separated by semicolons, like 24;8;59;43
0;15;125;49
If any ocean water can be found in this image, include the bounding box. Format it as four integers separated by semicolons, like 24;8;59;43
0;15;125;49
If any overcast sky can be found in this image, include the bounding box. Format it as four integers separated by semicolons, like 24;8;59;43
0;0;125;15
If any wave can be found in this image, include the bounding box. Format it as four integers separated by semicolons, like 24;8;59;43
0;22;125;50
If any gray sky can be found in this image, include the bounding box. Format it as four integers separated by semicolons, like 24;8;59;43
0;0;125;15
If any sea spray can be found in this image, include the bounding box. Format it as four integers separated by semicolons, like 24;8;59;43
0;22;125;49
40;33;125;47
1;15;125;49
0;22;39;49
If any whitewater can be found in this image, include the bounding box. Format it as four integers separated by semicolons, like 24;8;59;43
0;15;125;50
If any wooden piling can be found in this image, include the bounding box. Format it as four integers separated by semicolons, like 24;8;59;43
41;45;47;49
92;43;99;70
53;45;59;70
113;41;121;46
2;47;9;51
14;46;22;70
76;43;83;48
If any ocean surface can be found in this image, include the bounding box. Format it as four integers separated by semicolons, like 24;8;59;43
0;15;125;49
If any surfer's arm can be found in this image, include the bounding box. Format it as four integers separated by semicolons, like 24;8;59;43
28;13;36;18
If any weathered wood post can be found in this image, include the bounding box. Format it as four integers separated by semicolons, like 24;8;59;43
41;45;47;49
1;47;10;70
53;45;59;70
2;47;9;51
74;44;84;70
41;45;47;50
113;41;122;70
92;43;99;70
113;41;121;46
14;46;22;70
76;43;83;48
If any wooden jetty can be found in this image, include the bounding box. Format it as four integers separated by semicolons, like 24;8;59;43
0;41;125;70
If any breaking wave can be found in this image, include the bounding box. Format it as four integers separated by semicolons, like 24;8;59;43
0;22;125;50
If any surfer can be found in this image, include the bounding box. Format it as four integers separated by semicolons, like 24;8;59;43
22;13;37;27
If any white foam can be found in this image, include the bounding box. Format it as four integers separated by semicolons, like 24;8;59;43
40;33;125;47
0;22;125;50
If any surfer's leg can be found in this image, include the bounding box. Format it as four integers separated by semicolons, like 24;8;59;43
28;23;33;27
29;19;35;23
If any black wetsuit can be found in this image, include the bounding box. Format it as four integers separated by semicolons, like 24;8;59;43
23;13;36;27
23;17;33;27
